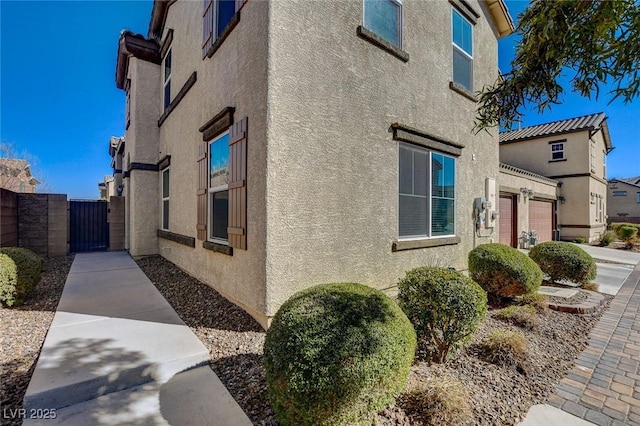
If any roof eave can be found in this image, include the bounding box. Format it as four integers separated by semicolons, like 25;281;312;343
115;32;161;91
148;0;169;39
484;0;515;39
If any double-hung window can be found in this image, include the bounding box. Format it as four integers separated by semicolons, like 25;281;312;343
163;48;172;111
399;143;456;239
452;9;473;91
551;142;564;160
208;131;230;243
162;167;170;230
364;0;402;48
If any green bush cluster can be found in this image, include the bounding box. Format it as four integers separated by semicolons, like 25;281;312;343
398;267;487;363
529;241;596;285
618;226;638;246
610;222;640;233
574;237;586;244
263;283;416;426
600;231;616;247
0;247;44;307
468;243;542;301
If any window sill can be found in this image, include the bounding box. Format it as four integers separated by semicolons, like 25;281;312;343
158;229;195;248
548;158;567;163
392;236;460;252
206;12;241;59
449;81;476;102
158;71;197;127
203;241;233;256
356;26;409;63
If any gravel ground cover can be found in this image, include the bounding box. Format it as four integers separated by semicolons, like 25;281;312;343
0;255;74;426
136;255;612;426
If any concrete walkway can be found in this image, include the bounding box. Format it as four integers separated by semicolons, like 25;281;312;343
23;251;252;425
521;260;640;426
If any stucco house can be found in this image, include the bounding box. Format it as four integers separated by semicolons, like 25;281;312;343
0;158;40;193
608;177;640;224
114;0;514;328
499;113;613;244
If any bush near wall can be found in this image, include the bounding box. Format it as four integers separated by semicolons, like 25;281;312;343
398;267;487;363
468;243;542;301
529;241;596;285
263;283;416;426
0;247;44;307
610;222;640;233
617;226;638;247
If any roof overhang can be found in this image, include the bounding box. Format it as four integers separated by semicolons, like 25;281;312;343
115;31;161;91
598;119;614;154
148;0;170;39
484;0;515;39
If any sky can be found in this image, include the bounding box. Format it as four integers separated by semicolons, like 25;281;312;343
0;0;637;199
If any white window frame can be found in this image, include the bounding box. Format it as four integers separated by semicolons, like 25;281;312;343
363;0;403;48
451;8;473;91
551;142;565;160
398;142;456;241
161;167;170;230
163;48;172;112
208;131;230;245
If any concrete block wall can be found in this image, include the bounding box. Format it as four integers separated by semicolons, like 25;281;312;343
18;193;49;256
48;194;68;256
108;196;125;251
0;188;18;247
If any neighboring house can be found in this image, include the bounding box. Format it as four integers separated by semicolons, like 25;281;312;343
498;163;559;247
108;136;125;197
0;158;40;193
115;0;514;328
608;177;640;224
500;112;613;244
98;175;115;200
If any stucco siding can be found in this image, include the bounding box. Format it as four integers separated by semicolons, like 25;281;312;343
608;181;640;221
264;0;501;315
153;0;269;326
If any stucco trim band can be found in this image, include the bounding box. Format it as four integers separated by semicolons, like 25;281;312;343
500;163;559;186
548;173;607;185
158;71;198;126
449;81;477;102
199;106;235;141
203;241;233;256
391;123;464;156
206;12;241;59
356;26;409;63
157;229;195;247
560;224;607;229
157;155;171;170
392;236;461;252
129;162;159;172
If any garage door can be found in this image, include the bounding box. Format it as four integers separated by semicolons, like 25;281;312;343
528;200;553;243
499;196;515;247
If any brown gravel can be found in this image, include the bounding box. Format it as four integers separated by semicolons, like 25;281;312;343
136;255;612;426
0;255;74;426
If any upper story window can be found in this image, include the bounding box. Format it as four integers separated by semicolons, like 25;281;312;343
202;0;237;57
637;192;640;203
452;9;473;91
162;167;170;230
612;191;627;197
364;0;402;48
550;142;565;160
208;131;230;243
163;48;172;111
399;143;456;239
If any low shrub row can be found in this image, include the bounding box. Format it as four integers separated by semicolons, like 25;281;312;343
0;247;43;307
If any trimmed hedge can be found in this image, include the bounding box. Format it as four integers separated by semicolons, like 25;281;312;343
398;267;487;363
468;243;542;300
529;241;596;285
263;283;416;426
618;225;638;244
610;222;640;233
0;247;44;307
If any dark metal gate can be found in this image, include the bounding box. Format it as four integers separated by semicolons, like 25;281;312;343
69;200;108;252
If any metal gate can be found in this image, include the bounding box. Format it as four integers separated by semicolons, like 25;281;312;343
69;200;108;252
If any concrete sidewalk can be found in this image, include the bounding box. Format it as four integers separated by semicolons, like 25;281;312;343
23;251;252;425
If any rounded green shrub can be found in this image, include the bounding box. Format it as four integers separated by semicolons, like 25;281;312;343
618;225;638;245
600;231;616;247
263;283;416;426
468;243;542;300
398;267;487;363
529;241;596;285
0;247;43;306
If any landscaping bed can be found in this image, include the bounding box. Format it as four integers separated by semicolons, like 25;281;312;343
0;255;74;426
136;255;612;426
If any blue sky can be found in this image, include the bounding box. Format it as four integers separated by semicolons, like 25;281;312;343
0;1;637;199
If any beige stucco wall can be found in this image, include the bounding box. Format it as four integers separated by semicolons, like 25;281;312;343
608;181;640;222
498;168;558;243
263;0;502;316
152;0;270;326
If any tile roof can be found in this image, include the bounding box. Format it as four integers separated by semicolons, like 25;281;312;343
499;112;607;144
